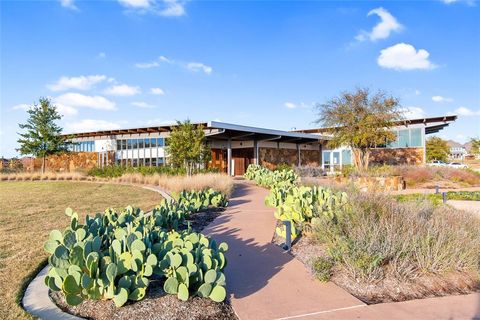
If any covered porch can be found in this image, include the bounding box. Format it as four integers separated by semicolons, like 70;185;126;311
204;121;330;176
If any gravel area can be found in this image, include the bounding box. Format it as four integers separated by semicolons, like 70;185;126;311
49;208;238;320
50;281;236;320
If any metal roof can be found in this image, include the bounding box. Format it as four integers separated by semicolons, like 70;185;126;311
63;121;329;143
293;115;458;135
205;121;329;143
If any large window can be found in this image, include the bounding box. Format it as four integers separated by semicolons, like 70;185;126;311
385;127;424;149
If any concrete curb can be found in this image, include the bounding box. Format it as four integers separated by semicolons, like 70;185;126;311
22;183;172;320
22;266;83;320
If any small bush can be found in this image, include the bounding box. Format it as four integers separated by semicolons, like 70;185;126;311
312;257;334;282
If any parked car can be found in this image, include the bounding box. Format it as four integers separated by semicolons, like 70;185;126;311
428;160;447;167
448;162;468;169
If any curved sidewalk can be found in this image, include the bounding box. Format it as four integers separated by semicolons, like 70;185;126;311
202;182;364;320
203;181;480;320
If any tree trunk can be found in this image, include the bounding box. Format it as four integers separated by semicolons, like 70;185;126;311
42;155;46;174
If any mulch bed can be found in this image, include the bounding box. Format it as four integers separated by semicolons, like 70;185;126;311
273;231;480;305
49;208;238;320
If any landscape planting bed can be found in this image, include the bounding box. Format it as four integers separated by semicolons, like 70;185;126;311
279;235;480;305
48;206;237;320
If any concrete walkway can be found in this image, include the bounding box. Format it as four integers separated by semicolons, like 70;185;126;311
203;181;480;320
202;182;364;320
447;200;480;215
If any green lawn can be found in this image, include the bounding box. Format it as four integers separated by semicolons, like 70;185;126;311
0;181;163;320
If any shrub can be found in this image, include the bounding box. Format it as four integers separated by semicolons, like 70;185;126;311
312;257;334;282
44;190;229;307
313;192;480;282
295;166;326;177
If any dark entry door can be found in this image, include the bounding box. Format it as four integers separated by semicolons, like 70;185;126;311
232;148;254;176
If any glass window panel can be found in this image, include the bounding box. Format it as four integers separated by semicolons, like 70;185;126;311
138;139;144;149
152;158;157;166
410;128;422;147
132;139;137;149
128;139;132;150
157;138;164;147
145;158;150;166
398;130;409;147
323;151;331;165
151;138;157;148
342;150;352;165
332;152;340;165
387;130;399;148
158;157;164;165
144;138;150;148
133;159;138;167
121;140;126;150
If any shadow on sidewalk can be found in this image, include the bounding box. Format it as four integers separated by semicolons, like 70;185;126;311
204;183;293;299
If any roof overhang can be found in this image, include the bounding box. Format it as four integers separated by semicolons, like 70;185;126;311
205;121;329;144
293;115;457;135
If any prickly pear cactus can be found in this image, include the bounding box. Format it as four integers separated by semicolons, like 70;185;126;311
44;190;230;308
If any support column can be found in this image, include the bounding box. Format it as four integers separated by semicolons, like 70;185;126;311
253;140;259;165
297;144;301;167
319;143;322;167
227;139;232;176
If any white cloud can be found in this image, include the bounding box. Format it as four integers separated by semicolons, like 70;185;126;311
118;0;152;9
55;103;78;117
432;95;453;103
442;0;476;5
56;93;116;110
12;104;31;111
131;101;155;108
415;89;421;96
150;87;165;95
185;62;213;75
356;7;403;42
66;119;122;133
47;75;107;91
284;102;313;109
401;106;427;119
59;0;78;10
118;0;186;16
159;0;185;16
104;84;140;96
378;43;436;71
135;56;213;74
452;107;480;116
12;102;77;117
97;52;106;59
284;102;297;109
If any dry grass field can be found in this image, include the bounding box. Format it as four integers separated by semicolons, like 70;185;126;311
0;181;164;319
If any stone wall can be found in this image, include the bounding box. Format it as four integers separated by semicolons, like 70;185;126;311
300;150;321;167
335;175;406;192
24;152;115;172
369;148;424;166
259;147;321;169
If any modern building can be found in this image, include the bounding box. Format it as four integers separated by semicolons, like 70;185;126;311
65;121;329;176
63;115;457;175
294;115;457;170
447;140;468;161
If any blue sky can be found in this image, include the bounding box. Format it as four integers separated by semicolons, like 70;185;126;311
1;0;479;157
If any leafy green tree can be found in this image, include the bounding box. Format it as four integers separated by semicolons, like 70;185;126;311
17;98;69;173
315;88;403;171
426;136;449;162
469;137;480;158
166;120;210;175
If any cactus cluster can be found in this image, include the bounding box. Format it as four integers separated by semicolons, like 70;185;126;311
44;190;229;308
156;230;228;302
244;164;298;189
245;164;348;240
172;188;229;213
